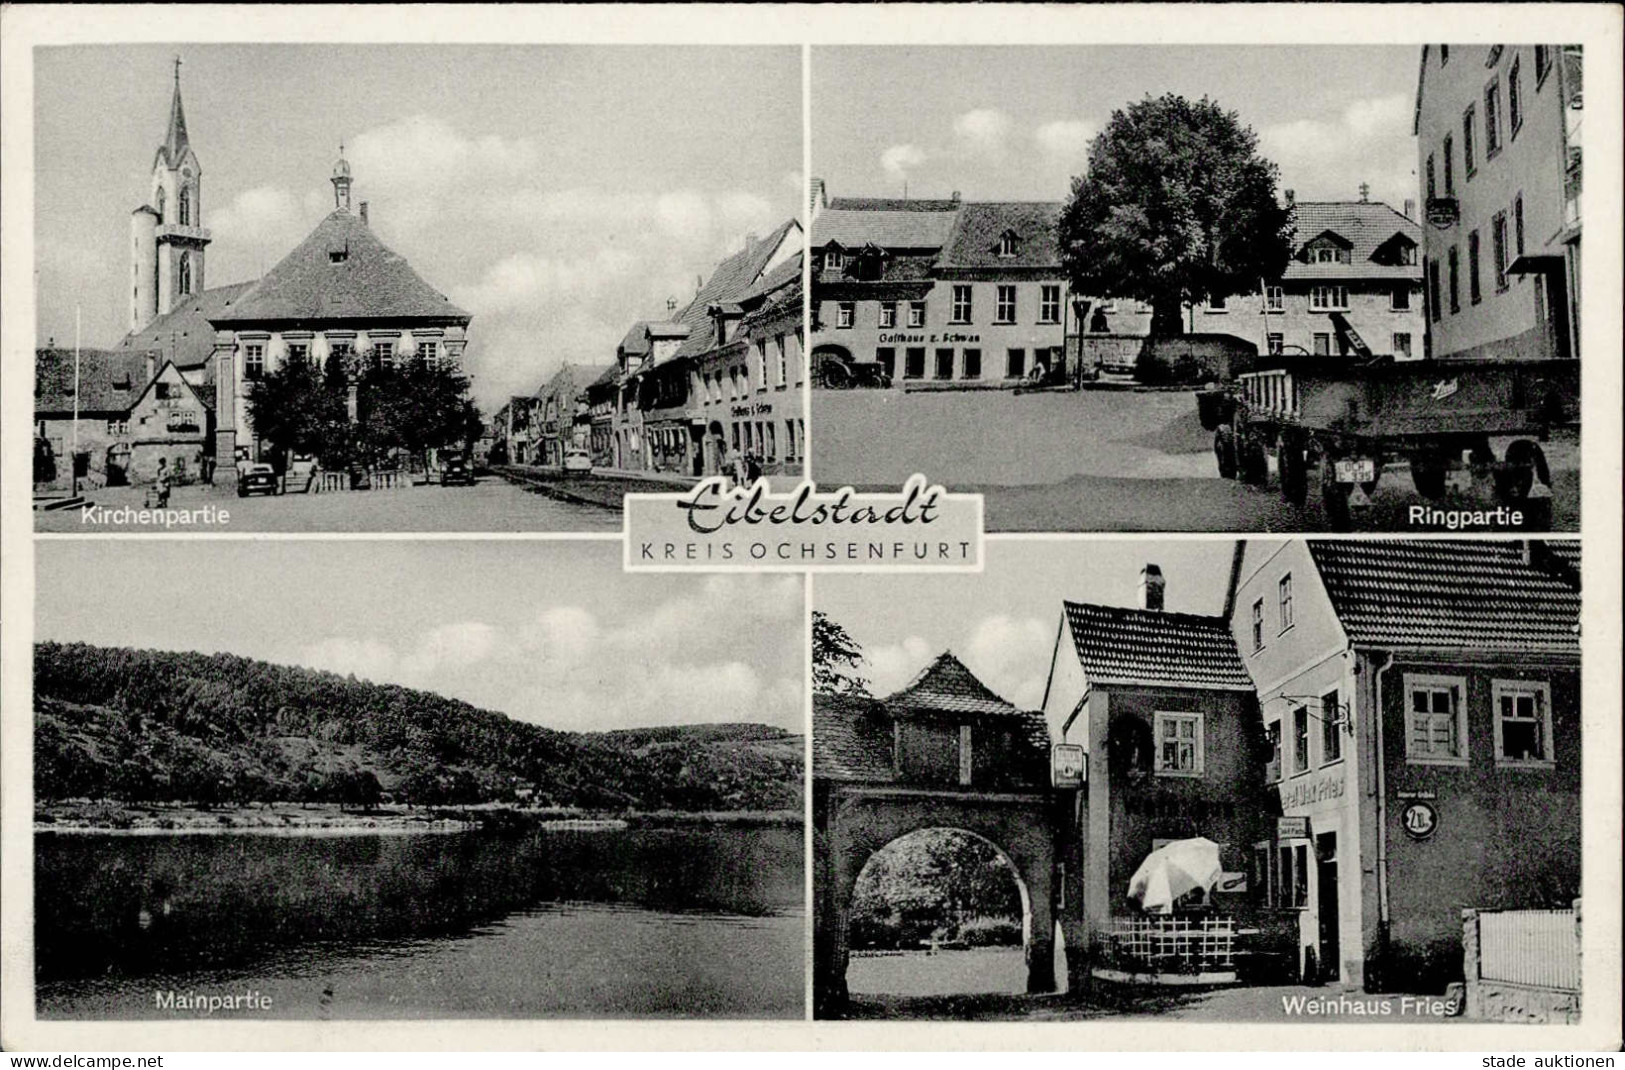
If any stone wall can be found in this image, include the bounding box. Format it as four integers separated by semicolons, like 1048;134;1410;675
1462;901;1582;1024
1137;334;1258;385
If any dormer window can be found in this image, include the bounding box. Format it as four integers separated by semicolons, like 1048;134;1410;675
997;231;1019;258
823;246;845;272
329;246;349;264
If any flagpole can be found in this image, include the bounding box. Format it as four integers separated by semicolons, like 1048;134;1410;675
73;307;81;494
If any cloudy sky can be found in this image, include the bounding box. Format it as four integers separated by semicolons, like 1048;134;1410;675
816;541;1238;711
35;541;806;734
814;46;1419;211
33;44;802;411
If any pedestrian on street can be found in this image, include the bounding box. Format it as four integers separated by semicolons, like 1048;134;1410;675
152;459;171;509
745;451;763;487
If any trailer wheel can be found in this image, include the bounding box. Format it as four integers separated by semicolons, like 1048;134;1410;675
1410;452;1450;500
1493;440;1548;503
1213;427;1238;479
1239;432;1270;486
1279;434;1308;506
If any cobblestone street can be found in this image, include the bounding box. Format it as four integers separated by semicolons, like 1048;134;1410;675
813;388;1579;533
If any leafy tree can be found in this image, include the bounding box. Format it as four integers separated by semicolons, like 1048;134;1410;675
356;358;482;470
812;611;870;696
244;353;350;469
1059;93;1295;336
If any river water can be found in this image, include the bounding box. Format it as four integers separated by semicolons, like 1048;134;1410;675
35;824;803;1019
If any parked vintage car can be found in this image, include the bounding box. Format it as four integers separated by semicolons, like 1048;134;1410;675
236;462;279;498
562;447;594;476
438;454;475;486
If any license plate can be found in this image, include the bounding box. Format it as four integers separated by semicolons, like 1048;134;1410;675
1334;459;1376;483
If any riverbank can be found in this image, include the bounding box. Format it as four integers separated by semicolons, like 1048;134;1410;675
35;800;801;835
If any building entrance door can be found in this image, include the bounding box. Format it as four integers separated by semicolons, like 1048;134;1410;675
1316;832;1339;983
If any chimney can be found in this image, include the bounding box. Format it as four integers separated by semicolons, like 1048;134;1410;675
1139;564;1166;612
1284;189;1296;208
145;352;158;384
809;176;826;218
1403;198;1416;220
1359;182;1371;203
951;190;962;203
745;231;759;250
359;201;369;227
666;297;677;314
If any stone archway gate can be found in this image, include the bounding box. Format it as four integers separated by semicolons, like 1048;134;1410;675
814;782;1068;1015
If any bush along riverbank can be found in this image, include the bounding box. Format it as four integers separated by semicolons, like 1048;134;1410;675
35;800;803;835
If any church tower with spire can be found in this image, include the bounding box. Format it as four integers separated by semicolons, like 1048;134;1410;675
129;57;210;334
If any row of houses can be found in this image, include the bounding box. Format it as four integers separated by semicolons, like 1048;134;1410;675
809;43;1583;388
491;220;808;481
814;538;1581;1007
807;183;1428;387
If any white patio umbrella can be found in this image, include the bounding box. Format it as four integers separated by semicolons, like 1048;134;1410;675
1127;837;1223;914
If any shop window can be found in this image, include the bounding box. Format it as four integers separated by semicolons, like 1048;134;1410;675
1493;680;1553;766
1278;573;1294;632
934;348;954;380
1005;348;1026;379
951;285;973;324
836;302;854;329
875;347;896;381
879;302;897;329
1153;711;1204;777
1322;690;1343;764
1292;706;1311;774
994;285;1016;324
907;302;926;328
1405;674;1469;765
962;348;981;379
903;347;926;380
1251;598;1264;651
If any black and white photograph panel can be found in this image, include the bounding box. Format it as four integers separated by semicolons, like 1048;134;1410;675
808;45;1582;533
32;541;806;1019
32;44;805;533
812;538;1581;1020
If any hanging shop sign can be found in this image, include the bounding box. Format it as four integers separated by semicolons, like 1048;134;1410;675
1051;744;1085;789
1277;816;1311;840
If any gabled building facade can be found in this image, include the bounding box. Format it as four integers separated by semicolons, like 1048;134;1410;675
1228;538;1581;990
1414;44;1582;363
1039;566;1279;979
810;193;1071;387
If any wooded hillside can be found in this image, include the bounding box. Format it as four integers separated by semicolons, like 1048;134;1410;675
34;641;802;812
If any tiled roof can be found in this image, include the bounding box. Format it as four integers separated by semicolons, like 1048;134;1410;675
214;211;470;323
119;281;254;371
1283;202;1423;282
618;322;652;358
35;348;150;414
812;692;898;782
1307;540;1581;654
741;251;802;303
671;219;800;361
887;651;1025;719
1064;602;1254;690
937;202;1063;270
812;204;960;251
